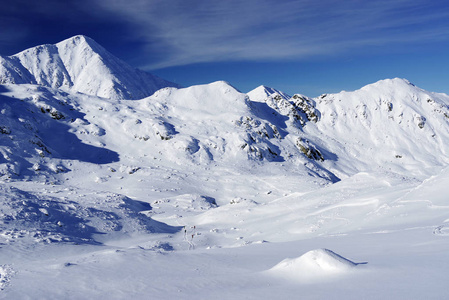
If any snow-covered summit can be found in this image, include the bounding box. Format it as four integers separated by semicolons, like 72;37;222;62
360;77;416;91
248;85;319;128
0;35;179;99
247;85;291;102
152;80;248;116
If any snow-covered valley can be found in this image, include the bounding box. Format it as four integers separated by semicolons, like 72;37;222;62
1;36;449;299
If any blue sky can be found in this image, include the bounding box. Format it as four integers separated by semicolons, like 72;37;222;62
1;0;449;96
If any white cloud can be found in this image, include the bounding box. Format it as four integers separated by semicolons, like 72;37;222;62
94;0;449;69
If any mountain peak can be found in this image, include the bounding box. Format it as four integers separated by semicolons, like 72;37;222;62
0;35;179;99
247;85;291;102
253;85;281;95
59;35;91;44
359;78;417;92
56;35;105;54
209;80;240;91
64;34;92;43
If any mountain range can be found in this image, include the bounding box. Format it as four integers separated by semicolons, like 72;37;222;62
1;36;449;299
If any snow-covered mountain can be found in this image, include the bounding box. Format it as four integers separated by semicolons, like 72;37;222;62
1;38;449;299
2;75;449;196
247;78;449;179
0;35;179;99
310;78;449;178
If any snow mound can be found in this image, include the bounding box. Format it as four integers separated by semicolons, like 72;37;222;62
268;249;364;282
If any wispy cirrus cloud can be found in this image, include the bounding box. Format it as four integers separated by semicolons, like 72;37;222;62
55;0;449;68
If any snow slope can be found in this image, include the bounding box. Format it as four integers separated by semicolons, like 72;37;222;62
0;35;179;99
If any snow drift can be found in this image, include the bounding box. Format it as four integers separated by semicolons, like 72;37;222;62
268;249;364;282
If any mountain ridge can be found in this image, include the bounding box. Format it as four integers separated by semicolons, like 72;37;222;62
2;37;449;187
247;77;449;179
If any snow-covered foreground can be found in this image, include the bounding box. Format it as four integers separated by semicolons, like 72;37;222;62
2;168;449;299
1;36;449;299
2;192;448;299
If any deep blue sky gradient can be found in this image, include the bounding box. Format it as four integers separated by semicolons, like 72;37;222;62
1;0;449;97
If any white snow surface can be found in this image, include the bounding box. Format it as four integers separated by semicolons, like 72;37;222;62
1;38;449;299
